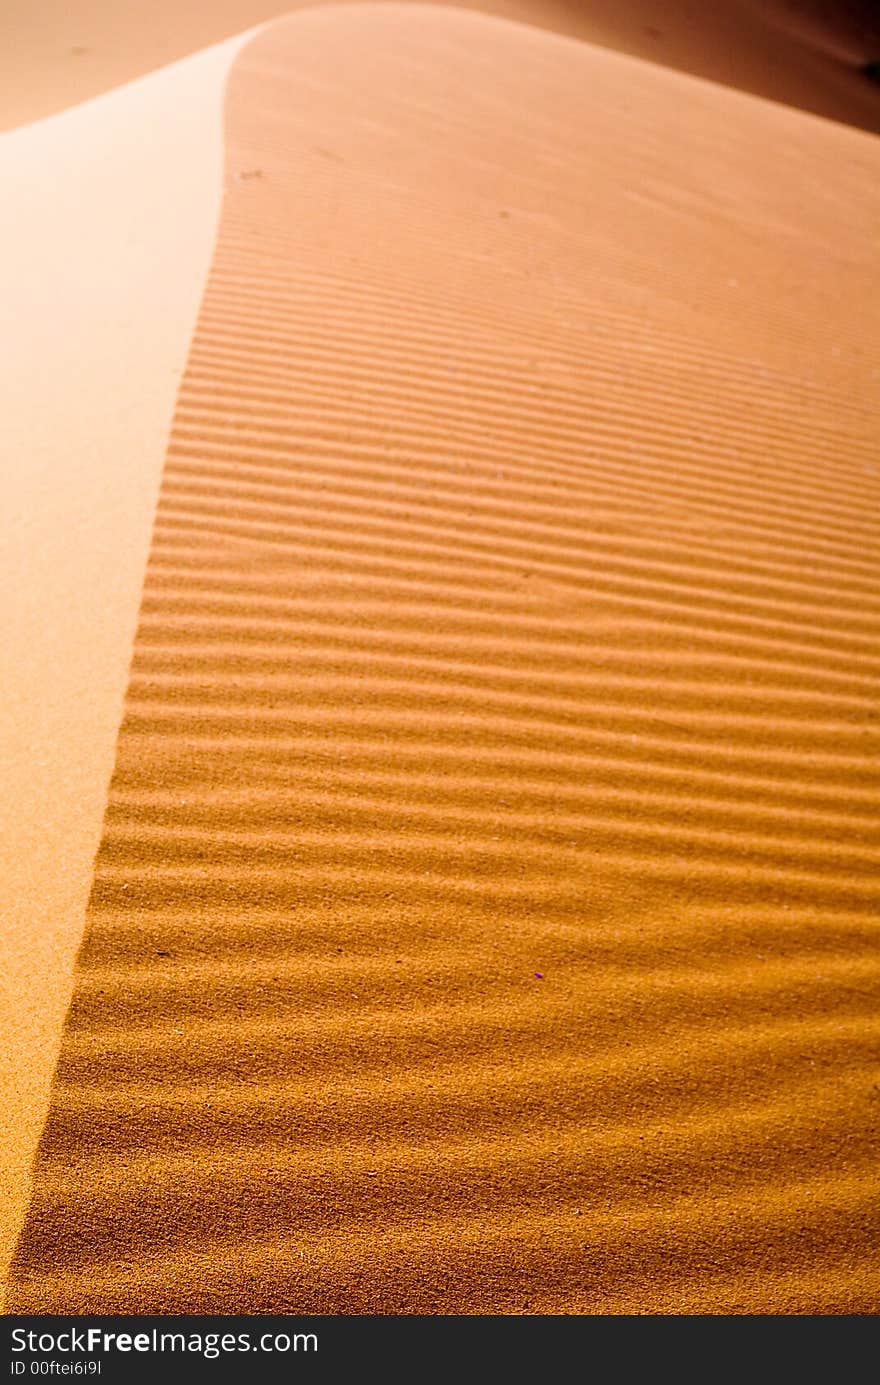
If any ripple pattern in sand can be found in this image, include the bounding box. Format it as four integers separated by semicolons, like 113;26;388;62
8;8;880;1314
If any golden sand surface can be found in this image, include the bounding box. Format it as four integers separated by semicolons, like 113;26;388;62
3;0;880;133
5;6;879;1313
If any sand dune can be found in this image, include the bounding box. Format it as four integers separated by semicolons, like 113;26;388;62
3;0;880;133
6;6;879;1313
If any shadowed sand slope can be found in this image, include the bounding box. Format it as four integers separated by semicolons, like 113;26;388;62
8;5;880;1313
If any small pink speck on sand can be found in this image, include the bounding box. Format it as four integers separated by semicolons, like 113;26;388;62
534;971;544;979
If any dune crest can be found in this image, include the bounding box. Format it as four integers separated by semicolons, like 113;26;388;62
7;5;880;1312
2;0;880;132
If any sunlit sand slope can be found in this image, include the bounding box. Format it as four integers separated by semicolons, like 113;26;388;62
8;6;880;1314
0;33;250;1297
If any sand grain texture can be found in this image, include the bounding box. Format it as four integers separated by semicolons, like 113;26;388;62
7;6;880;1313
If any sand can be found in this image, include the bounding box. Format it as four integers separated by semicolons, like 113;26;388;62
4;5;879;1314
0;32;254;1297
3;1;880;134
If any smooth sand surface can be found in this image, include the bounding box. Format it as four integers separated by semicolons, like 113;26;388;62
6;6;879;1313
3;1;880;133
0;32;253;1298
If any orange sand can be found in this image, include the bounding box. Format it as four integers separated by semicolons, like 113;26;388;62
3;0;880;133
5;6;879;1314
